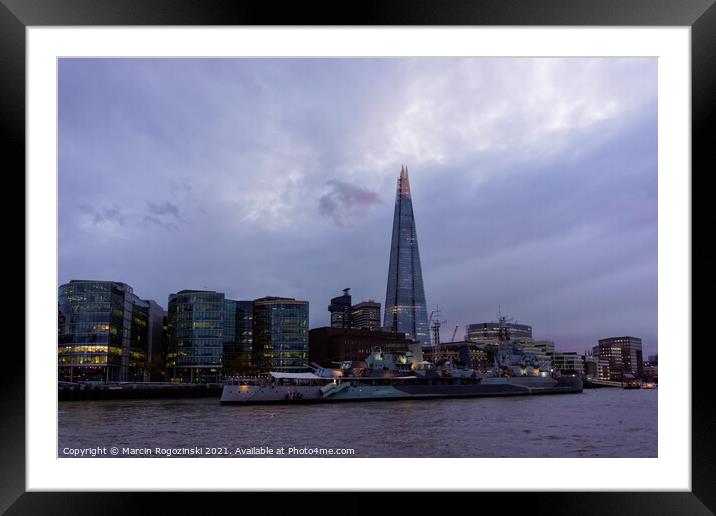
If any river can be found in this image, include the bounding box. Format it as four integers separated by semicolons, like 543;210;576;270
58;388;657;458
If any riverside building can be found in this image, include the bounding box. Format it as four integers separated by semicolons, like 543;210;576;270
58;280;164;383
166;290;257;382
223;300;254;377
166;290;226;383
252;296;309;373
593;336;644;381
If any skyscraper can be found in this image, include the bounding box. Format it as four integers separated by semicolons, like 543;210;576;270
328;288;352;328
384;166;429;344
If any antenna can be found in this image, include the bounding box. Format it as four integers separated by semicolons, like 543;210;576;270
497;307;514;343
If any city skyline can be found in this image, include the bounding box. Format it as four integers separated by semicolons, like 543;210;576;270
59;57;658;356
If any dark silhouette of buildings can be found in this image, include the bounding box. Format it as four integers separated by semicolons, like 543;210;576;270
328;288;352;328
308;327;410;367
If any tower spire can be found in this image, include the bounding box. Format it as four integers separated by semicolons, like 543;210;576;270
399;164;411;197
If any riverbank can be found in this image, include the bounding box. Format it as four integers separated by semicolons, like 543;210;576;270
59;383;222;401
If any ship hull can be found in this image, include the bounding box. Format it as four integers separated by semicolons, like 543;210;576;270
220;376;582;405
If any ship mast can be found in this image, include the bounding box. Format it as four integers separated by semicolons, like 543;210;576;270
429;306;447;364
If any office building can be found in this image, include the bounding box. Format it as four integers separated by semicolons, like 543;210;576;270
328;288;352;328
552;352;584;375
351;301;381;330
58;280;163;383
466;322;533;342
327;287;382;331
593;336;644;381
166;290;258;382
583;354;598;378
140;299;167;381
253;296;309;373
384;166;430;344
166;290;226;383
223;299;254;376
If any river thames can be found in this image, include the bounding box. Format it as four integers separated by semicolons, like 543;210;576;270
58;388;657;458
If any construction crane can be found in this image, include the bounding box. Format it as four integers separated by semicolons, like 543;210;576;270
451;325;459;343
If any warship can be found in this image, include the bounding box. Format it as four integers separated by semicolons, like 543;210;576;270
220;317;582;405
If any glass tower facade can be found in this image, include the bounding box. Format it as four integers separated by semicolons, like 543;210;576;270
252;297;309;373
58;280;160;383
166;290;225;383
223;299;254;376
384;166;429;344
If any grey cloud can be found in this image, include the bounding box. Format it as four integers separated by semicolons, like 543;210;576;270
143;214;180;231
80;204;127;226
318;180;382;226
148;201;183;220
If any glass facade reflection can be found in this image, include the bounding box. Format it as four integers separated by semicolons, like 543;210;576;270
252;297;309;373
384;166;429;344
58;280;161;382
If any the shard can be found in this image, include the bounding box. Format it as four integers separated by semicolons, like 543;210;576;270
384;165;430;344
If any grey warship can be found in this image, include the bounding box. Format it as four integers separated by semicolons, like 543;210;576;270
220;326;582;405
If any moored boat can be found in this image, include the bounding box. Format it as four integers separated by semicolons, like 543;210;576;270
220;348;582;405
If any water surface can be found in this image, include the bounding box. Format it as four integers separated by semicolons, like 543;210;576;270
58;389;657;458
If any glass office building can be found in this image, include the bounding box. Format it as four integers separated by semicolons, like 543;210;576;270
58;280;162;383
223;299;254;376
252;297;309;373
466;322;533;342
166;290;225;383
383;166;430;344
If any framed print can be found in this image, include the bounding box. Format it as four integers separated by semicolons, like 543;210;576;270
4;0;714;513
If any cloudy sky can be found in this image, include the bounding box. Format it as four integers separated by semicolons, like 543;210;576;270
58;58;658;356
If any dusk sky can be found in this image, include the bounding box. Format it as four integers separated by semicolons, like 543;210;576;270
58;58;658;356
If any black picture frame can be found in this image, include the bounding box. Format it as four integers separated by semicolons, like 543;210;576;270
4;0;712;514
